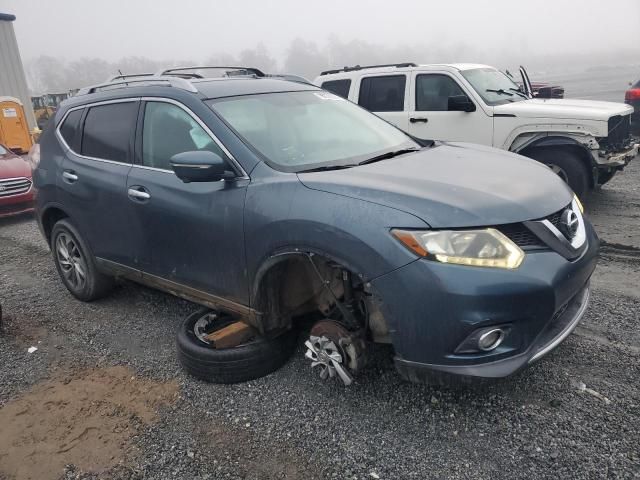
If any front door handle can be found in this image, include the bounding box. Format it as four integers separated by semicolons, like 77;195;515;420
128;187;151;201
409;117;429;124
62;170;78;182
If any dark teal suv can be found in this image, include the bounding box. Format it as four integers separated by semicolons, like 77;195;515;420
33;68;599;385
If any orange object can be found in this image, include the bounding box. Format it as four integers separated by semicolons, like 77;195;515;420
204;321;255;348
0;97;33;154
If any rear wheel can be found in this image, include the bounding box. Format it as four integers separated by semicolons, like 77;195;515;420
51;219;114;301
523;148;591;198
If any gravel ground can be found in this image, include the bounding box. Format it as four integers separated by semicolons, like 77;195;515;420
1;159;639;480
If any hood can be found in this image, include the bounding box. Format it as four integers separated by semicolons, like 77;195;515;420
0;154;32;179
297;143;572;228
494;98;633;121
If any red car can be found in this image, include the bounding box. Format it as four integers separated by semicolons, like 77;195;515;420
625;79;640;135
0;143;35;218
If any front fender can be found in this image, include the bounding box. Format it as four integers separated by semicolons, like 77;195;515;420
509;132;599;155
244;164;428;305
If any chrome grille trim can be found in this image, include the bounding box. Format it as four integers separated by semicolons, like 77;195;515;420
0;177;32;197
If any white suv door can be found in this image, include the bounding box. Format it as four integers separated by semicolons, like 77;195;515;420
406;72;493;145
356;74;410;132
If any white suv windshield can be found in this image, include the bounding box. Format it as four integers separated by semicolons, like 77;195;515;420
208;91;417;172
460;68;528;106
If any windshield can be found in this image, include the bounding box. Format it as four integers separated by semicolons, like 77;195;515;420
460;68;527;106
208;91;417;172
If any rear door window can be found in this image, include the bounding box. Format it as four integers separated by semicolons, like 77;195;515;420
416;74;466;111
321;79;351;99
358;75;406;112
80;102;138;163
59;109;83;149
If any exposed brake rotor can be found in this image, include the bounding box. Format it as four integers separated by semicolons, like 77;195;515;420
304;320;365;386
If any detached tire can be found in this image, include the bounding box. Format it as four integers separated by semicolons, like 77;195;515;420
523;148;590;198
51;219;114;302
177;308;298;384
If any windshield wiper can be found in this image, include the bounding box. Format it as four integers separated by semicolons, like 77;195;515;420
358;148;420;166
486;88;513;96
508;87;528;99
298;164;357;173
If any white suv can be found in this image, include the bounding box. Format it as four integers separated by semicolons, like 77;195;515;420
314;63;639;197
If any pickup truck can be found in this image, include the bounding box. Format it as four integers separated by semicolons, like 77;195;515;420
315;63;638;197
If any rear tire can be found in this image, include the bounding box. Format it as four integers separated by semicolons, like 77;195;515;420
177;308;298;384
51;219;114;301
523;148;591;198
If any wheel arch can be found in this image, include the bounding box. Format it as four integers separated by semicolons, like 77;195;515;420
250;247;368;334
515;136;597;189
40;203;72;246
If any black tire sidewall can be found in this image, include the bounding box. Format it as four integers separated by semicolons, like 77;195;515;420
177;308;297;384
51;219;106;301
525;148;590;198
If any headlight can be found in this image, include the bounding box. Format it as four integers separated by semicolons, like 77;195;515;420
392;228;524;269
574;194;584;214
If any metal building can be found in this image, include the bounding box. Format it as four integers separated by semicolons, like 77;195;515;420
0;12;36;130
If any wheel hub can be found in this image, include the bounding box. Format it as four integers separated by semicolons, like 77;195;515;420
304;320;365;386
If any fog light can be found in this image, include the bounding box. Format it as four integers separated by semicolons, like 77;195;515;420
478;328;505;351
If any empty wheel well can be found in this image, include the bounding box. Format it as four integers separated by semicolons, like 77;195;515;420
41;207;69;246
252;253;384;335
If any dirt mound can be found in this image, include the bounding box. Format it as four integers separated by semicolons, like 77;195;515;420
0;366;178;480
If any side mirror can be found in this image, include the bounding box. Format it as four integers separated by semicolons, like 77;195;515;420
170;151;235;183
448;95;476;112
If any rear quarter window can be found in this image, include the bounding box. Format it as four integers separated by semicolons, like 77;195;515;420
59;109;83;149
321;79;351;99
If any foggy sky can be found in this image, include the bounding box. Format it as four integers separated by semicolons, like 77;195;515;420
1;0;639;66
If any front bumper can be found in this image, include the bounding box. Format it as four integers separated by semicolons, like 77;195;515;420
371;221;599;383
594;143;638;168
0;190;35;219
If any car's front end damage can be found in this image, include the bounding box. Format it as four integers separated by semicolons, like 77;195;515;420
595;113;639;173
374;201;598;383
284;143;600;385
496;99;639;185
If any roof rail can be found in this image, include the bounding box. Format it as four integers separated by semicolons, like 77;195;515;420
106;73;154;82
264;73;313;85
76;76;198;96
157;66;266;78
320;62;418;76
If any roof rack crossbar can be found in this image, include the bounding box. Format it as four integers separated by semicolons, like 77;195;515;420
76;76;198;96
320;62;417;76
157;66;266;78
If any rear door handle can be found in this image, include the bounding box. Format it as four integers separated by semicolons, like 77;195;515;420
62;170;78;182
128;187;151;201
409;117;429;124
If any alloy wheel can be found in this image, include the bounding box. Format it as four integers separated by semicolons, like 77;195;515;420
56;232;87;290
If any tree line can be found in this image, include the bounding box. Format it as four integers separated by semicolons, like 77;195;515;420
25;37;639;94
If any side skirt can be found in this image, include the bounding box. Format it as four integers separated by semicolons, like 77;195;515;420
95;257;259;322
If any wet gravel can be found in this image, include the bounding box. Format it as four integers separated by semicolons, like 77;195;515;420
1;160;639;479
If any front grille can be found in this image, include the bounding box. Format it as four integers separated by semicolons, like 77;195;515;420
496;207;566;249
601;115;632;152
0;177;32;197
546;210;562;229
497;223;543;248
